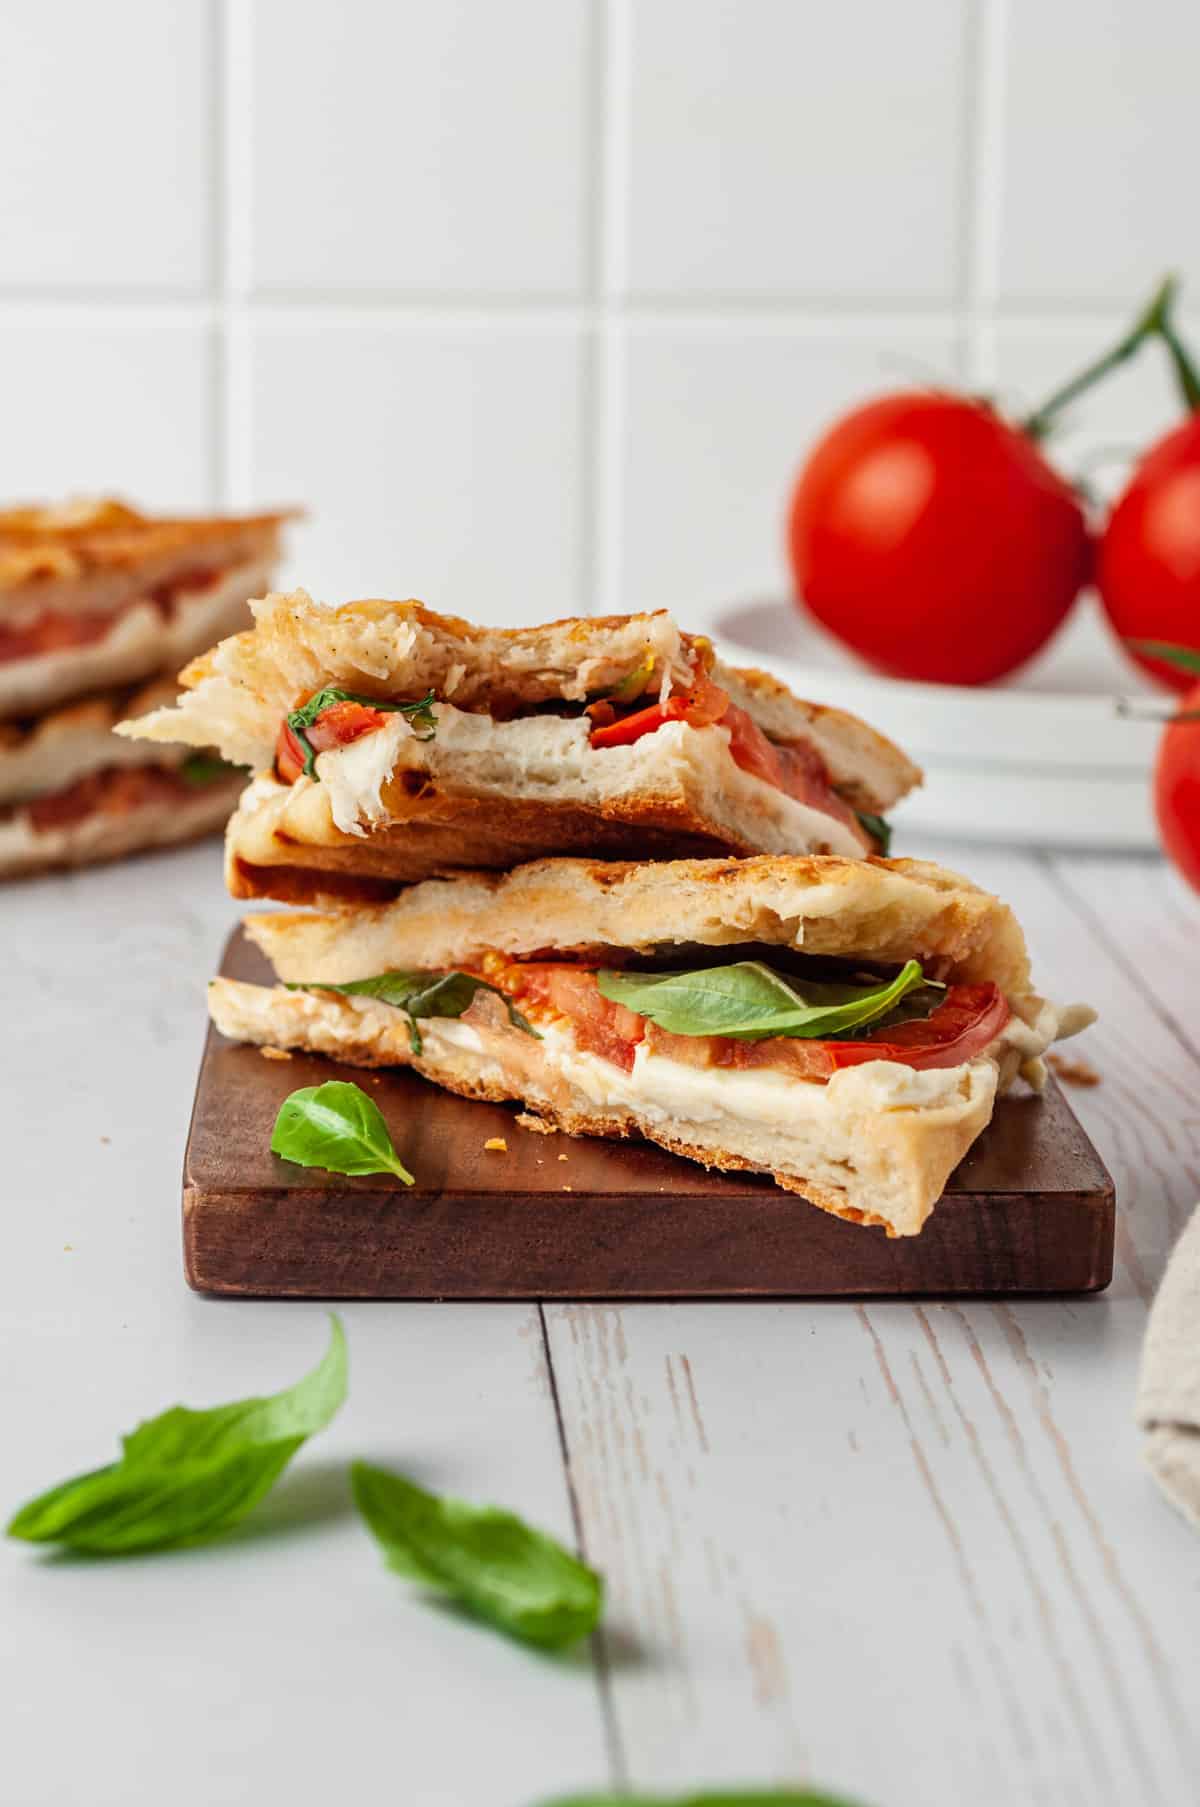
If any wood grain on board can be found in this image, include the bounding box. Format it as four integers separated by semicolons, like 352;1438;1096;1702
183;929;1114;1299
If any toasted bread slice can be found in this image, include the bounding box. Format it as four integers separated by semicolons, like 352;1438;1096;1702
244;852;1034;993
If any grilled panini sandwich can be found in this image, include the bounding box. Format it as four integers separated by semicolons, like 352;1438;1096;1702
210;854;1091;1236
119;593;921;901
0;497;290;718
0;678;244;877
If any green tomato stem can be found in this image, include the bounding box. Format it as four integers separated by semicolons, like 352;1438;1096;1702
1157;313;1200;413
1022;273;1177;441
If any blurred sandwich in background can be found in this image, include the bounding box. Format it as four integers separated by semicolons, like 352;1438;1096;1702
0;498;292;877
0;677;245;878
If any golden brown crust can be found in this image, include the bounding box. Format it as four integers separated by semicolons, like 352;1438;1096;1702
0;498;297;596
242;850;1033;995
222;767;858;901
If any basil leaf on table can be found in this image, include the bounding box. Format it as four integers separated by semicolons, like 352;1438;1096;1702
286;686;437;779
271;1081;414;1183
854;809;892;855
6;1316;348;1555
597;958;935;1042
351;1460;603;1649
287;969;539;1057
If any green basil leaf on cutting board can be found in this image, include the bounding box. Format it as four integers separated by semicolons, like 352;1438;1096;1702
351;1460;603;1649
270;1081;414;1182
596;958;936;1042
6;1316;348;1555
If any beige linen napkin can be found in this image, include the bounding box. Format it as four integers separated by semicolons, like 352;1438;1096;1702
1137;1205;1200;1528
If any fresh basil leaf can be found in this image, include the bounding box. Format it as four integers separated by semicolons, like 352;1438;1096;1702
351;1460;603;1649
536;1792;861;1806
1129;639;1200;676
270;1081;414;1183
286;687;437;779
178;753;240;789
7;1317;348;1555
596;959;935;1042
286;970;539;1059
854;810;892;855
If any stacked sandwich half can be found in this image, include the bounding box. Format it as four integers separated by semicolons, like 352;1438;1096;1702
0;499;288;876
122;592;1091;1236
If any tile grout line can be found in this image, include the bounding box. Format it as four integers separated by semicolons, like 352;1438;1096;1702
577;0;608;618
537;1303;629;1791
961;0;1008;388
208;0;228;505
592;0;633;614
219;0;254;507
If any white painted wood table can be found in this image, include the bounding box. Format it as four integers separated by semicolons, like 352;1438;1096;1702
2;836;1198;1807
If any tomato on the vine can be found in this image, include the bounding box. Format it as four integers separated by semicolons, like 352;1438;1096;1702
788;393;1091;685
1144;640;1200;892
787;281;1175;687
1098;417;1200;694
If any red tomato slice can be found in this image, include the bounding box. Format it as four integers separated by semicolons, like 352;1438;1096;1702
275;697;390;784
505;963;647;1072
588;671;731;749
822;984;1010;1071
506;967;1009;1079
587;698;678;748
719;704;868;842
589;675;869;846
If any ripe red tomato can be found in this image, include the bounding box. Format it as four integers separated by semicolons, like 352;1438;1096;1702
1097;415;1200;693
1154;680;1200;892
787;393;1091;685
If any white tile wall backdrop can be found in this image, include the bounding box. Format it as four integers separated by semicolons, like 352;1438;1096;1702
2;0;1197;625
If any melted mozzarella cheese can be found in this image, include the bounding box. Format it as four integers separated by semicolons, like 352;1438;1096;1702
315;704;866;856
534;1020;978;1130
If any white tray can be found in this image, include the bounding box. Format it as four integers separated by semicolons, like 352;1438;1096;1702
709;596;1163;850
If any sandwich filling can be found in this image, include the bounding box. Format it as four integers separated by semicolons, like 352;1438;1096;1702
270;648;886;855
286;948;1011;1085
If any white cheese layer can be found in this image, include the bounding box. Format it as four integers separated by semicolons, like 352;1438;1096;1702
533;1019;980;1128
316;706;867;857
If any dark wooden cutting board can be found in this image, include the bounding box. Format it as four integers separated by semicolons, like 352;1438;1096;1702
183;929;1115;1299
